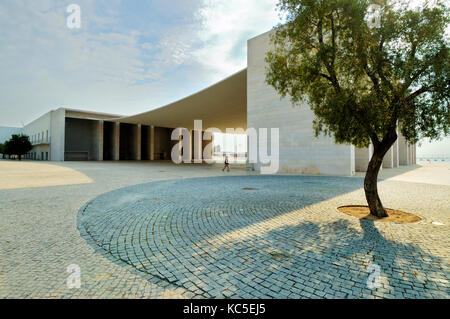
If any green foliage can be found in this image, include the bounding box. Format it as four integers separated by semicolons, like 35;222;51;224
266;0;449;148
4;134;32;158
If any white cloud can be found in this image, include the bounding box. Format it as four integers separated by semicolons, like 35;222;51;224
192;0;280;79
0;0;170;125
0;0;283;127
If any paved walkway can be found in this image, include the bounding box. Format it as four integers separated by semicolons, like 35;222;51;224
0;161;449;298
355;162;450;186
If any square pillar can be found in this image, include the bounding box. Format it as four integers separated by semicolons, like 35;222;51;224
410;143;415;165
383;147;394;168
408;144;411;165
407;144;411;165
202;131;213;162
193;129;202;164
113;122;120;161
150;126;155;160
393;139;399;167
398;134;409;165
355;147;371;172
136;124;142;161
183;130;192;163
98;120;104;161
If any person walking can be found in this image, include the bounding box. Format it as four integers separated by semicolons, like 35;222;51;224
222;155;230;172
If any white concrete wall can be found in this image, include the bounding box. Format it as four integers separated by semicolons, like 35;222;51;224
355;147;371;172
22;111;53;160
23;112;51;145
29;145;50;160
247;31;354;176
398;131;409;165
393;139;399;167
382;147;394;168
50;108;66;161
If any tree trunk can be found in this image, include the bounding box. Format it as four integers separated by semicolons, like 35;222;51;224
364;126;399;218
18;154;22;161
364;150;388;218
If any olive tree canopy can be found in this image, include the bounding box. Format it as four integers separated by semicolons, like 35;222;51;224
266;0;449;217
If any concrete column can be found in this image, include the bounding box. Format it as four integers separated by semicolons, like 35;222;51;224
407;144;411;165
382;147;394;168
193;129;202;164
98;120;104;161
354;144;383;172
150;126;155;160
144;125;151;160
393;139;399;167
398;134;409;165
408;144;411;165
178;133;183;163
184;130;192;163
113;122;120;161
50;108;66;161
355;147;371;172
202;131;213;162
136;124;142;161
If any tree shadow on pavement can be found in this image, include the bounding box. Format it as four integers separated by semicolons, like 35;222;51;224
200;218;449;298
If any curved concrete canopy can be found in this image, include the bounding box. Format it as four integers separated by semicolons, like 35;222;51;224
114;69;247;131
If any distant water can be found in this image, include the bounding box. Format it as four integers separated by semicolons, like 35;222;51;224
417;157;450;163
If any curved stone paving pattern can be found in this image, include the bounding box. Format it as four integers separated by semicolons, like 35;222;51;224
78;175;450;298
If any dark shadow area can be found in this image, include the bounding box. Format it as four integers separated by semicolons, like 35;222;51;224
103;121;115;161
119;123;138;160
141;125;151;161
65;117;102;161
153;127;172;160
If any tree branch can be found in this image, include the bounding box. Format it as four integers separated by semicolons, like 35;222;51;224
317;14;341;92
406;86;430;101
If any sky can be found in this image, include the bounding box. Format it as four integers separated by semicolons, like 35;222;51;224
0;0;448;157
0;0;281;126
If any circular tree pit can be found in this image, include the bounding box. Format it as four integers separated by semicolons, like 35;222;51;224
337;205;421;223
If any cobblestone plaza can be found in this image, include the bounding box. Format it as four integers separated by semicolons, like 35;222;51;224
1;161;449;298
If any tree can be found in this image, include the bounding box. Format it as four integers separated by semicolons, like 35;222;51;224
5;134;32;161
0;143;5;159
1;141;12;159
266;0;449;217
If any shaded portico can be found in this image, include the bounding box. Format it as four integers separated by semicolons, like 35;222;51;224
102;69;247;163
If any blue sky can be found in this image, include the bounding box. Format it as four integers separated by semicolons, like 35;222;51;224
0;0;448;156
0;0;280;125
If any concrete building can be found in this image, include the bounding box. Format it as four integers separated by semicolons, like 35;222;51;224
1;30;416;175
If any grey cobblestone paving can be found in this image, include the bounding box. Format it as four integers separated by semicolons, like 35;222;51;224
1;162;247;299
78;175;450;299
